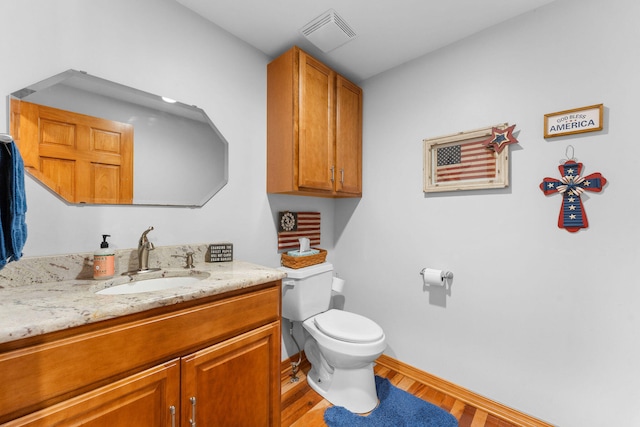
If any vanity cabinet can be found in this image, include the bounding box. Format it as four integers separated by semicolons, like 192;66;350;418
267;46;363;197
0;283;281;426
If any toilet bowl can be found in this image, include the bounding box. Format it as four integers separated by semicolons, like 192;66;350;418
280;263;387;413
303;309;386;412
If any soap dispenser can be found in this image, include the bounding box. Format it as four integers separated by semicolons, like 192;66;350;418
93;234;115;279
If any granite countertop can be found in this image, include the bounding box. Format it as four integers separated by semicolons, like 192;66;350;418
0;246;285;345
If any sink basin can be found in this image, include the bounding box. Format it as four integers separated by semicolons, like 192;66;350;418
97;274;208;295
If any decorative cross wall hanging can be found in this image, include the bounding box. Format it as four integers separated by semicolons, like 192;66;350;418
539;159;607;232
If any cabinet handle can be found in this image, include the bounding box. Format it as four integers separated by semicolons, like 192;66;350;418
169;406;176;427
189;397;197;427
330;166;335;183
340;168;345;184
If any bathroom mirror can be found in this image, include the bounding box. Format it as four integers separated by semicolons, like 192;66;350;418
9;70;228;206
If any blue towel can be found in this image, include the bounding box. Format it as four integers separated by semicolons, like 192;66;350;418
0;141;28;269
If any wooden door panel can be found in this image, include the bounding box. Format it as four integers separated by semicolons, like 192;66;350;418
91;163;121;204
40;119;76;148
335;76;363;196
298;52;334;192
92;128;123;154
40;157;76;201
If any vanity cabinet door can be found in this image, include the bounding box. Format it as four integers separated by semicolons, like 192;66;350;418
181;322;281;427
3;359;180;427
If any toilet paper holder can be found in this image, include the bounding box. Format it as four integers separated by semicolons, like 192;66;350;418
419;268;453;280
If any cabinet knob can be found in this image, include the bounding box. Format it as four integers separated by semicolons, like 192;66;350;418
330;166;335;183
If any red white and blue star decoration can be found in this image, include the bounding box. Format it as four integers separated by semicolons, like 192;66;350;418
481;124;518;154
539;161;607;232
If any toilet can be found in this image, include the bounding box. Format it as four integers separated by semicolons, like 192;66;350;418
280;262;386;413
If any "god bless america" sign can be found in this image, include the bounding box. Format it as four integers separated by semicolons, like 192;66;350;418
544;104;603;138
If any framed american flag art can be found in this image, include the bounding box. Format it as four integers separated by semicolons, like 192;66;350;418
423;124;511;193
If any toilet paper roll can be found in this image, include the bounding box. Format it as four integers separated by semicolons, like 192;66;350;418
421;268;445;286
332;276;346;293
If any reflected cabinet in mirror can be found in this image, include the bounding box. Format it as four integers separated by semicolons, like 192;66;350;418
9;70;228;206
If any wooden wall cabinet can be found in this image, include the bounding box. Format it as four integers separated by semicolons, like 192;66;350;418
267;46;363;197
0;283;281;426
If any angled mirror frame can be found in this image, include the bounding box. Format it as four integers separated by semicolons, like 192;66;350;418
9;70;229;207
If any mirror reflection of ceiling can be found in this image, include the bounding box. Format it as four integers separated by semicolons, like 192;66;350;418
10;70;229;207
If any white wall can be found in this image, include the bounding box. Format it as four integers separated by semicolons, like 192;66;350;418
0;0;335;268
335;0;640;425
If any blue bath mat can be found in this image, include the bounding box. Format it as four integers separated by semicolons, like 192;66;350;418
324;376;458;427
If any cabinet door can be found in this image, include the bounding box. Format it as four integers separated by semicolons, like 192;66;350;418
335;75;363;196
4;360;180;427
181;322;281;427
298;51;335;192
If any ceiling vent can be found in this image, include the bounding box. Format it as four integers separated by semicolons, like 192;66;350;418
300;9;357;53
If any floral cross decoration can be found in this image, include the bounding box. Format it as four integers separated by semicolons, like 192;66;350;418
539;160;607;232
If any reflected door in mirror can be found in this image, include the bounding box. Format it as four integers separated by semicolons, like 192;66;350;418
11;99;133;204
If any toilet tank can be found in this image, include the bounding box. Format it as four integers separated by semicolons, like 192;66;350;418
279;262;334;321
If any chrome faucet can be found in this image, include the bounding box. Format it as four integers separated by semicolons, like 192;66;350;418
137;226;156;272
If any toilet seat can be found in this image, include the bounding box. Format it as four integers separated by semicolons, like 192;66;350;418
313;309;384;343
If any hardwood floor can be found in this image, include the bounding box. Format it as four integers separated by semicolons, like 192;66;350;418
281;356;545;427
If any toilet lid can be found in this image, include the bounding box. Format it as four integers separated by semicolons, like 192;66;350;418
313;309;384;343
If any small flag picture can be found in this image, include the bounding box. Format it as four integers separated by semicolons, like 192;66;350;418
277;211;321;250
